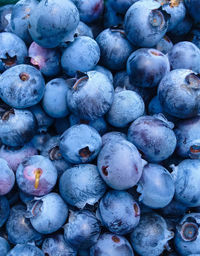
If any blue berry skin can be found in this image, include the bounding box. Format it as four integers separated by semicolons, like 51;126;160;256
60;124;102;164
124;0;169;47
107;90;145;128
175;117;200;158
0;158;15;196
169;15;193;39
59;164;107;209
189;29;200;49
175;213;200;255
54;118;70;135
0;109;37;147
6;204;42;244
67;71;114;121
103;2;124;28
7;244;44;256
90;232;134;256
158;69;200;119
127;48;170;88
61;36;100;77
0;64;45;109
10;0;38;44
94;65;113;83
99;190;140;235
42;78;69;119
0;196;10;227
0;5;13;32
130;213;174;256
108;0;137;15
31;133;51;152
159;198;188;218
72;0;104;24
0;32;27;72
26;192;68;234
19;191;34;204
96;27;133;71
16;155;57;196
156;35;173;54
0;237;10;256
172;159;200;207
28;0;79;48
168;42;200;73
137;163;175;209
41;136;71;178
64;210;101;250
42;233;77;256
28;42;61;77
97;139;146;190
185;0;200;24
128;114;177;162
75;21;93;38
102;131;126;146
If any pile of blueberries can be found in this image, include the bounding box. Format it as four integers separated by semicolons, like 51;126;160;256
1;0;200;255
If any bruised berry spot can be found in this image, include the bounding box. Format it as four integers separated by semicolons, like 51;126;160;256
134;203;140;217
112;236;120;243
102;165;108;176
19;72;30;81
79;146;93;158
1;53;17;66
134;164;138;173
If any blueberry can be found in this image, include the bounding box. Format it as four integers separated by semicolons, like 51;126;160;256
26;192;68;234
102;131;127;146
64;210;101;249
0;4;13;32
97;139;146;190
31;133;51;152
0;196;10;227
169;14;193;39
75;21;94;38
108;0;137;15
107;90;145;128
168;42;200;73
96;27;133;71
189;28;200;49
16;155;57;196
42;233;77;256
60;124;102;164
28;42;61;77
42;78;69;118
90;232;134;256
185;0;200;24
172;159;200;207
0;64;45;109
158;69;200;119
0;236;10;256
28;0;79;48
156;35;173;54
137;163;175;209
159;198;188;218
0;32;27;72
130;213;174;256
128;114;177;162
6;204;42;244
59;164;107;208
0;108;37;147
67;71;114;121
99;190;140;235
0;158;15;196
103;2;124;28
19;191;34;205
94;65;113;83
127;48;170;88
61;36;100;77
7;244;44;256
54;117;70;135
124;0;170;47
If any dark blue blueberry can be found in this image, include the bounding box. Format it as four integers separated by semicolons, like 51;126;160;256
42;233;77;256
128;114;177;162
7;244;44;256
175;213;200;255
159;198;188;218
0;4;13;32
0;158;15;196
0;196;10;227
26;192;68;234
99;190;140;235
189;28;200;49
54;117;70;135
108;0;137;14
16;155;57;196
127;48;170;88
130;213;174;256
0;32;27;72
185;0;200;24
42;78;69;118
59;164;107;208
156;35;173;54
137;163;175;209
168;42;200;73
19;191;34;204
67;71;114;121
6;204;42;244
28;42;61;77
0;236;10;256
0;64;45;109
61;36;100;76
75;21;93;38
96;27;133;71
169;14;193;39
90;232;134;256
103;2;124;28
107;90;145;128
28;0;79;48
97;139;146;190
124;0;170;47
64;210;101;250
0;109;37;147
158;69;200;119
